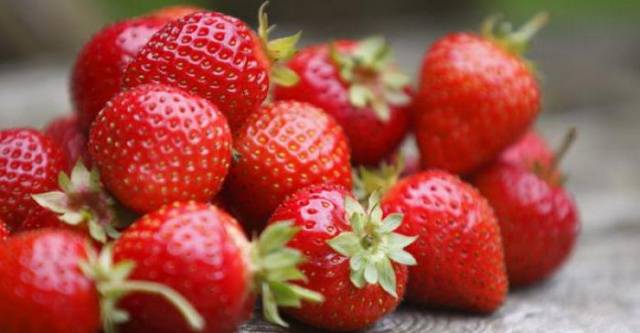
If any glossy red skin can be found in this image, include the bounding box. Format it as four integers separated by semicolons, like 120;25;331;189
0;219;9;240
226;101;352;231
274;41;410;165
72;17;167;131
89;84;232;214
382;171;507;313
123;11;270;130
269;184;407;331
415;33;540;174
0;129;66;229
0;230;100;333
19;207;67;232
498;130;554;169
113;202;253;333
148;5;204;20
44;114;91;170
473;162;579;287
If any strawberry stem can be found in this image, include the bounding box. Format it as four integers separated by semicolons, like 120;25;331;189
79;244;205;333
482;12;549;55
551;127;577;172
99;280;205;333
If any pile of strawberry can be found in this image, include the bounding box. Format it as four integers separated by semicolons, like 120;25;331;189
0;4;580;333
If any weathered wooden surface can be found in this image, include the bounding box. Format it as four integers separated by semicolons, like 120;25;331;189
1;27;639;331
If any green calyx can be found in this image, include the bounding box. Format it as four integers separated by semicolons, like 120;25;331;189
32;160;120;243
330;36;411;122
78;244;205;333
481;12;549;56
353;155;405;203
257;1;301;87
327;193;417;298
250;221;324;327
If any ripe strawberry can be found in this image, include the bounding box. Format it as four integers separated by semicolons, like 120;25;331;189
0;128;66;229
19;207;66;232
415;14;548;174
381;170;507;313
497;130;554;170
71;17;168;131
473;129;579;287
89;84;232;213
148;5;204;20
44;114;90;170
268;185;416;331
0;230;100;333
123;5;301;130
226;101;352;230
0;219;9;240
274;37;412;165
0;229;205;333
113;201;322;333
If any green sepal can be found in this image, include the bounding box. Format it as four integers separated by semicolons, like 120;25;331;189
327;193;417;298
330;36;411;122
31;160;120;243
251;221;324;327
257;1;301;86
271;65;300;87
353;155;405;202
79;244;205;333
481;12;549;56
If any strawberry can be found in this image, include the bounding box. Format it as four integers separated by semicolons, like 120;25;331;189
268;185;416;331
0;128;66;229
473;129;579;287
113;201;322;333
88;84;232;214
43;114;90;170
0;229;205;333
0;230;100;333
71;17;168;131
0;219;9;240
123;4;301;130
148;5;204;20
226;100;352;230
19;207;66;232
274;37;412;165
381;170;508;313
415;14;548;174
497;130;555;171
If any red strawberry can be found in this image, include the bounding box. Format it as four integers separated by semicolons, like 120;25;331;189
0;230;100;333
381;170;508;313
19;207;66;232
89;84;232;213
113;201;322;333
415;14;548;174
148;5;204;20
0;128;66;229
44;114;90;170
226;100;352;230
71;17;168;131
0;219;9;240
275;38;412;165
123;5;301;130
497;130;554;170
473;129;579;287
0;229;205;333
268;185;416;331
